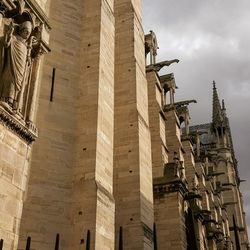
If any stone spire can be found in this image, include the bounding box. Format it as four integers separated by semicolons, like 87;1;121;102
212;81;223;128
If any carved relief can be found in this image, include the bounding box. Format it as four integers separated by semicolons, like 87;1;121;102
0;0;50;143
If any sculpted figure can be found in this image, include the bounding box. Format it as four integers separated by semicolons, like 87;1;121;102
150;30;158;57
0;21;33;111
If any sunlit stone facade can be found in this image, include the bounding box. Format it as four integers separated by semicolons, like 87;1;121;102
0;1;248;249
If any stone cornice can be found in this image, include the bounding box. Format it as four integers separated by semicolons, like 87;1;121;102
1;0;50;29
0;105;37;144
25;0;51;30
153;178;188;198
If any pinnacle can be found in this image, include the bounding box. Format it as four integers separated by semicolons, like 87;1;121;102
212;81;222;127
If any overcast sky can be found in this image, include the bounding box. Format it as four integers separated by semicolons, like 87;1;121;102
142;0;250;234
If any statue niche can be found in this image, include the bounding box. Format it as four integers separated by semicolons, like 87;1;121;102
0;13;42;121
0;0;50;143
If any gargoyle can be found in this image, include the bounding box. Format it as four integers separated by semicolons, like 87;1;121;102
149;59;179;72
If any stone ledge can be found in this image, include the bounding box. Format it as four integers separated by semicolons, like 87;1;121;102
0;105;37;145
153;178;188;198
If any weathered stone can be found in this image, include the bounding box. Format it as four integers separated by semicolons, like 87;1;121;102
0;1;248;250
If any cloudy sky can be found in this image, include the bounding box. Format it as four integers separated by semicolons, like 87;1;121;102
142;0;250;233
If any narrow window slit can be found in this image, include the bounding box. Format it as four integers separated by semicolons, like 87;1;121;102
86;230;90;250
26;236;31;250
119;227;123;250
0;239;3;250
55;233;60;250
50;68;56;102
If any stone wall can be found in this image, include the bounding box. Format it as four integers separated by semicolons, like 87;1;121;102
0;124;31;249
0;0;50;249
1;1;248;249
18;0;82;248
18;0;116;249
71;0;115;249
146;70;168;178
154;191;187;250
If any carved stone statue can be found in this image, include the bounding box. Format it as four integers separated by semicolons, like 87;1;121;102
145;30;159;65
0;0;50;144
0;21;33;111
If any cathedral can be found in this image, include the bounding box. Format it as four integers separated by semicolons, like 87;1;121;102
0;0;249;249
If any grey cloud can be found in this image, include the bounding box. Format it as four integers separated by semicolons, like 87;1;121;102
143;0;250;234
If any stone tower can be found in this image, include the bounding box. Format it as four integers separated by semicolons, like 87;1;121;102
0;1;249;250
209;81;249;249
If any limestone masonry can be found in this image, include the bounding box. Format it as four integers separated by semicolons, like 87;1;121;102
0;0;249;249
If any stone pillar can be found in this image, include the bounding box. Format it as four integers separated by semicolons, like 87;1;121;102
71;0;116;249
152;109;188;249
182;139;207;249
146;69;168;178
113;0;154;249
154;179;187;250
181;139;196;187
27;58;42;125
164;110;184;162
19;0;116;249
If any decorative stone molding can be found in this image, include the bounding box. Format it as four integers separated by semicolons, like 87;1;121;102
185;192;202;201
0;105;37;144
153;156;188;198
25;0;50;28
153;178;188;199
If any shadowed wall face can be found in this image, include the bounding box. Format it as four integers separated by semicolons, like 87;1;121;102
18;0;116;249
17;0;83;248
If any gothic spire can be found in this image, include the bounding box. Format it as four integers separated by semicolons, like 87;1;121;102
212;81;222;127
